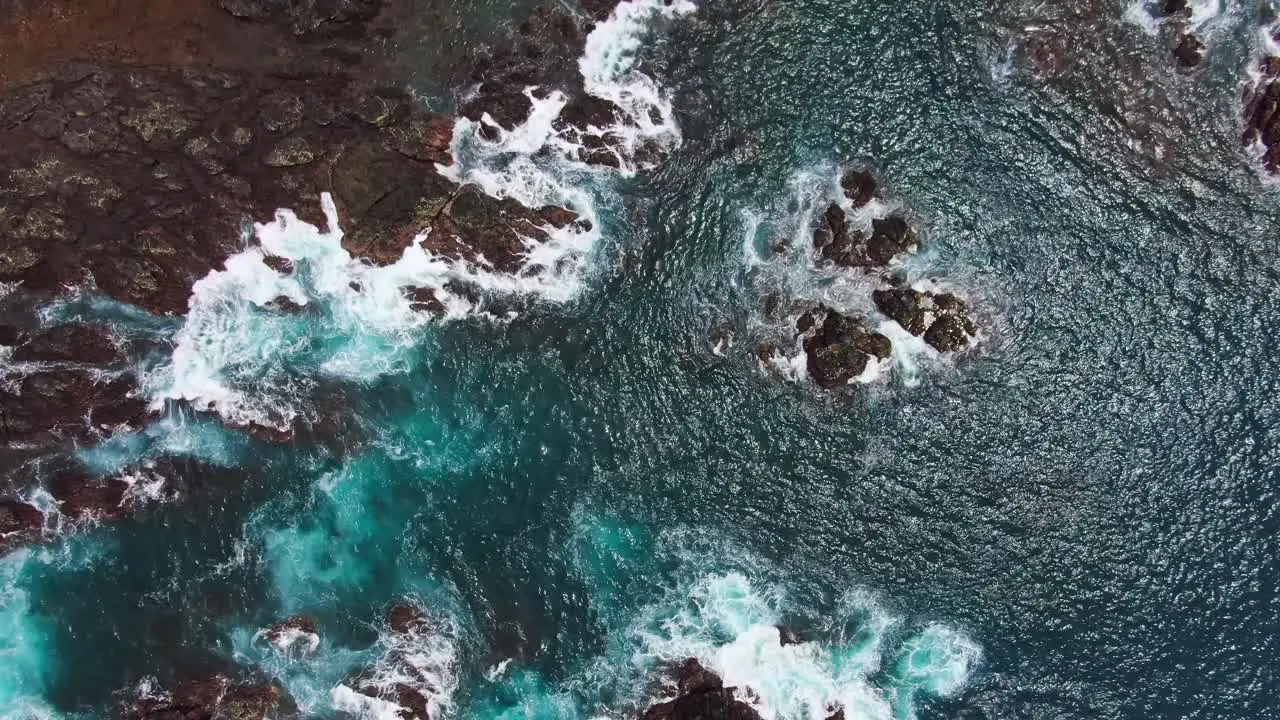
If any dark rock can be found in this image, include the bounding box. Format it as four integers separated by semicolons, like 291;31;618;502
46;466;128;520
262;255;293;274
840;168;877;207
1173;33;1204;69
1160;0;1190;16
404;287;445;313
266;615;318;637
866;215;918;266
0;369;148;445
799;307;891;389
640;659;762;720
825;709;846;720
872;285;930;336
873;283;977;352
387;601;428;636
923;313;976;353
776;625;801;646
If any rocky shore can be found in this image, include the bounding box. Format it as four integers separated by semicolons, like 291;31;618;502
0;0;641;553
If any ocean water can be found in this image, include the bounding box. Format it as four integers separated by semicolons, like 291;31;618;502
5;0;1280;719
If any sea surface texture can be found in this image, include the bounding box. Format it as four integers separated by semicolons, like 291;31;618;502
1;0;1277;719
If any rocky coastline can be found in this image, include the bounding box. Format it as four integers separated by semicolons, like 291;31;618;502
0;0;638;553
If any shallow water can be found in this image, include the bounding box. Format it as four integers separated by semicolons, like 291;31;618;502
5;0;1280;719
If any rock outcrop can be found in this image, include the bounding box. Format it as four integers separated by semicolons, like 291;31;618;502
639;659;762;720
797;306;892;389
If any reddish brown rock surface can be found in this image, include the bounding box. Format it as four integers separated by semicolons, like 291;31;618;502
122;676;285;720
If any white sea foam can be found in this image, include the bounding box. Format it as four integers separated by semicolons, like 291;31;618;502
630;573;980;720
331;609;460;720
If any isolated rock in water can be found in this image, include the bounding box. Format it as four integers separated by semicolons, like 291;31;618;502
640;658;763;720
122;676;284;720
798;306;892;389
1159;0;1190;17
840;168;877;208
873;283;977;352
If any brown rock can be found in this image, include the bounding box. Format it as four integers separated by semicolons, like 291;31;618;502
839;168;877;207
799;307;891;389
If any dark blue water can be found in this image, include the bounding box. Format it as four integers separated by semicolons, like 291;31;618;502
4;1;1280;719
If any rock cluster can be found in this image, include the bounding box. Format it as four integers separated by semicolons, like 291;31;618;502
873;283;979;354
797;306;892;389
122;676;285;720
755;167;977;389
1244;26;1280;174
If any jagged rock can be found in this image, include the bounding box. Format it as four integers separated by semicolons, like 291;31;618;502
387;601;428;635
640;659;762;720
798;307;892;389
872;283;977;352
262;255;293;274
840;168;877;208
813;205;916;269
1160;0;1190;16
1172;33;1204;69
46;465;128;520
866;215;918;265
122;676;284;720
404;287;445;313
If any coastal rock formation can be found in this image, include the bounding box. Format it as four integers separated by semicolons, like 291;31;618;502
797;306;892;389
873;282;978;352
640;659;762;720
122;676;286;720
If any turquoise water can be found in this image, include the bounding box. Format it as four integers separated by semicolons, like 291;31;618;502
6;0;1280;718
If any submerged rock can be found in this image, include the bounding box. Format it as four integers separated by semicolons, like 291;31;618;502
0;499;43;552
873;283;978;353
640;659;762;720
798;306;892;389
122;676;285;720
